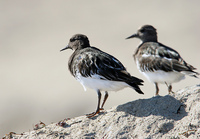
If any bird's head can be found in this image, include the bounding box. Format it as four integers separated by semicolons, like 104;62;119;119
126;25;158;43
60;34;90;52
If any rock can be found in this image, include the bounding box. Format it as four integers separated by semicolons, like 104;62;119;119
3;84;200;139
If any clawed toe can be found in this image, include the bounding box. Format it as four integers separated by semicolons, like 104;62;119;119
86;111;100;118
86;108;105;118
168;91;175;95
99;108;104;111
86;112;95;117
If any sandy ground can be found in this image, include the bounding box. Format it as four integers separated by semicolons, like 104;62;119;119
1;0;200;137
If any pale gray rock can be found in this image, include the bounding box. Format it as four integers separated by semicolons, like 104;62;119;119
3;84;200;139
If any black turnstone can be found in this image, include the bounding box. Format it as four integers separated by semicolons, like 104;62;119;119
61;34;144;118
126;25;199;96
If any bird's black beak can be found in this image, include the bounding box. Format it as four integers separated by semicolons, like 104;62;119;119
60;45;72;52
126;34;138;39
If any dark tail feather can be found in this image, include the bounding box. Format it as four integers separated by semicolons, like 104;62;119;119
191;74;199;78
126;82;144;94
182;70;199;78
131;76;144;85
193;71;199;78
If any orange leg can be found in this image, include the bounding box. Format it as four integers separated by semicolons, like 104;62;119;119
86;91;109;118
100;91;108;110
155;83;159;96
86;90;101;118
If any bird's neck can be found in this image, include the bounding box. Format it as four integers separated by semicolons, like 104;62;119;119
75;45;90;50
142;37;158;43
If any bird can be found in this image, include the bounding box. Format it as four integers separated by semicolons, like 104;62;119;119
126;25;199;96
61;34;144;118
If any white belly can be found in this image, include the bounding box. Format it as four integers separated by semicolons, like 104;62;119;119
76;74;129;91
135;59;185;84
141;70;185;84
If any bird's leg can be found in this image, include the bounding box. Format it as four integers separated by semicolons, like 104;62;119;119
168;85;175;94
165;82;174;94
100;91;108;110
86;90;101;118
155;83;159;96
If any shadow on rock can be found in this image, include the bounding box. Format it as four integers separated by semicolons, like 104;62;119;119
116;95;187;120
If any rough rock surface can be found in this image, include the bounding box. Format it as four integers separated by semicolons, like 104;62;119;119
3;84;200;139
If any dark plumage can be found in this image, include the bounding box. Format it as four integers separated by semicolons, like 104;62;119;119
61;34;143;118
126;25;199;95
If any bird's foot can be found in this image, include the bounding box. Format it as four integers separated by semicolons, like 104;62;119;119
154;94;160;97
86;108;104;118
99;108;104;111
86;111;100;118
168;91;175;95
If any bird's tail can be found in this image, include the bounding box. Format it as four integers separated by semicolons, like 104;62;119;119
182;62;199;78
181;70;199;78
126;76;144;94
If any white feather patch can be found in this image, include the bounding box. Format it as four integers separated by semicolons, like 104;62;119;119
75;74;129;92
141;70;185;84
135;58;185;84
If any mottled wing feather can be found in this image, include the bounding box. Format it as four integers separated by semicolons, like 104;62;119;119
71;47;143;84
136;42;198;74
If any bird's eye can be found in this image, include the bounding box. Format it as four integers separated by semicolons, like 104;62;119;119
140;29;145;33
70;38;75;42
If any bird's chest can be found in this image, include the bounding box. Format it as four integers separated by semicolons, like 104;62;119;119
68;55;82;76
135;58;143;72
69;54;94;78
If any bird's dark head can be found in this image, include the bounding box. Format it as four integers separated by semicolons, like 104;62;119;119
60;34;90;52
126;25;158;43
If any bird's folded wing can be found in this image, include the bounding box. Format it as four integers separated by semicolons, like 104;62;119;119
137;42;198;74
77;47;143;83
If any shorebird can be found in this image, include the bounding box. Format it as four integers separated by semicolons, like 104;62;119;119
126;25;199;96
61;34;144;118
